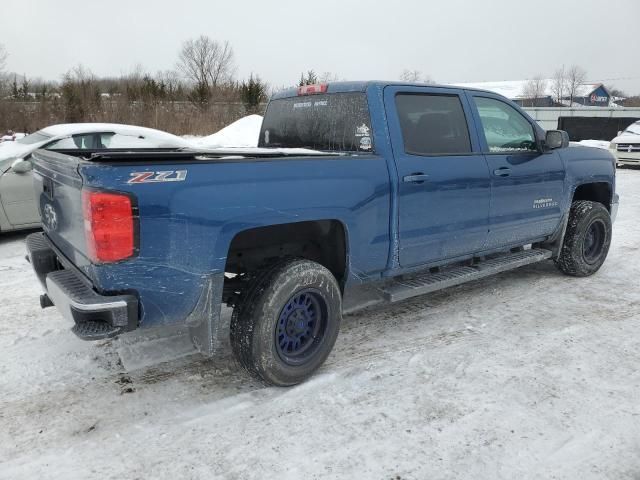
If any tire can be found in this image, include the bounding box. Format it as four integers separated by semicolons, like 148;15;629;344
230;258;342;386
555;200;612;277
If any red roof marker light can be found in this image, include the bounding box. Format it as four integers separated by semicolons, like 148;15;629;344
297;84;328;96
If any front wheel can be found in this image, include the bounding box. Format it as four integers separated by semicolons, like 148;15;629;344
555;200;612;277
230;259;342;386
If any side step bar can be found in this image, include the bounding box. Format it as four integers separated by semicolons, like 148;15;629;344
380;249;552;303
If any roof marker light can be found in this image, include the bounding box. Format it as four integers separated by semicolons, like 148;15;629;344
297;84;328;96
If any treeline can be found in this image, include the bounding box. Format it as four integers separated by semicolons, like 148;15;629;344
2;38;639;135
0;36;270;135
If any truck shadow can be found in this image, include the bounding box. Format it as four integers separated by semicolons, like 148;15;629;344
0;227;40;245
112;260;562;394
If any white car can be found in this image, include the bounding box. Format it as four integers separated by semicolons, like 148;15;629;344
610;121;640;167
0;123;190;233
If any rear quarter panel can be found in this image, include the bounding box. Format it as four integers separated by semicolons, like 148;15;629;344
80;156;391;327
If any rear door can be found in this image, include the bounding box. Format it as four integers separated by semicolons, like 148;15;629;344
466;93;565;248
384;86;491;268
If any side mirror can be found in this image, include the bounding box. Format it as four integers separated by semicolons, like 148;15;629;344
11;158;32;174
545;130;570;150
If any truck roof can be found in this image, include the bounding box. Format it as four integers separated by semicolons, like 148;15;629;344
271;81;498;100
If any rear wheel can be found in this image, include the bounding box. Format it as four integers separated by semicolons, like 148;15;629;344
556;200;612;277
230;259;342;386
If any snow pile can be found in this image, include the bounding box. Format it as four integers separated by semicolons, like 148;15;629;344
0;133;25;142
571;140;611;150
196;115;263;148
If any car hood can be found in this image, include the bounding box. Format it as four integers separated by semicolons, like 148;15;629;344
0;141;37;161
611;133;640;144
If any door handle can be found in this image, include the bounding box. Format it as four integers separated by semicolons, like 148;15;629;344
493;167;512;177
403;173;429;183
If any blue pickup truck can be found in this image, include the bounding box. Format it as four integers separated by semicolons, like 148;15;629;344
27;81;619;386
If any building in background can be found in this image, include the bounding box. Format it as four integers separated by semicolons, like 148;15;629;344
454;80;612;107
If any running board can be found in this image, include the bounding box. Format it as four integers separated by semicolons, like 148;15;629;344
380;249;553;303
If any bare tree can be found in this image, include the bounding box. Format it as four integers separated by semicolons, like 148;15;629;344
400;69;435;84
0;43;8;94
0;43;7;73
157;69;184;100
319;71;340;83
178;36;235;105
521;76;547;107
400;69;422;82
551;66;567;105
566;65;587;106
608;86;627;99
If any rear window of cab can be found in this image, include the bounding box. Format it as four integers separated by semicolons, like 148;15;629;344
259;93;374;153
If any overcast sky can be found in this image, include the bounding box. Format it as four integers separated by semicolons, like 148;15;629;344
2;0;639;93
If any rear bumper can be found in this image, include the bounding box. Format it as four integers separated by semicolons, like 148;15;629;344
26;232;138;340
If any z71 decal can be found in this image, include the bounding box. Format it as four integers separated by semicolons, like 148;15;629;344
128;170;188;184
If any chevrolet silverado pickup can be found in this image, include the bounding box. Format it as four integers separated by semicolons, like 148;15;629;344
27;81;619;386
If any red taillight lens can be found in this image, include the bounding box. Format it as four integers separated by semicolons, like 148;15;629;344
297;83;328;95
82;190;136;263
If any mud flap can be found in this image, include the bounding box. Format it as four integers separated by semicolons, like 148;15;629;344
538;211;569;259
186;273;225;356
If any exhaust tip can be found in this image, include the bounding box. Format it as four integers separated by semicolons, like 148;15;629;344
40;294;54;309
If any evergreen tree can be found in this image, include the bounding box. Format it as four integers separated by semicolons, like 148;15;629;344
11;75;19;100
298;70;319;86
19;76;29;100
240;74;268;114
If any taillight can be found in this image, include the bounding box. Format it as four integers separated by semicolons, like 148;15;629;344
82;189;136;263
297;84;328;95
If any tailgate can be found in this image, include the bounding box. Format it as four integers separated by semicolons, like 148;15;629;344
31;150;90;269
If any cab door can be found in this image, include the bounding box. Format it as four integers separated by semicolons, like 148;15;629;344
466;93;565;248
384;86;491;268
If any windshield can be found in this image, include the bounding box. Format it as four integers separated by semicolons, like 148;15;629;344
17;131;52;145
623;122;640;135
259;93;374;152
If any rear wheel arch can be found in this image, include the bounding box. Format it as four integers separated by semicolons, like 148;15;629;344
224;219;350;286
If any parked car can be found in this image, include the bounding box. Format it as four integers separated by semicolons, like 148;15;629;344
610;120;640;166
0;123;191;233
0;130;25;143
27;82;618;386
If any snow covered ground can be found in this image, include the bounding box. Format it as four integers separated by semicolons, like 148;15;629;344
572;140;611;150
1;170;639;479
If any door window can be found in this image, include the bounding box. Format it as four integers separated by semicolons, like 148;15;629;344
48;133;104;149
395;94;472;156
473;97;537;153
47;132;158;150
